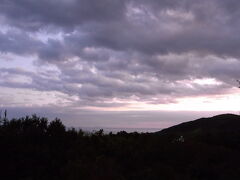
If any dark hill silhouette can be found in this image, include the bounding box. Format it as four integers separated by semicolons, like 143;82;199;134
158;114;240;151
160;114;240;134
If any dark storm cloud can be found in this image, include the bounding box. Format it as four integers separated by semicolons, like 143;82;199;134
0;30;42;54
0;0;127;31
0;0;240;108
38;0;240;58
2;0;240;58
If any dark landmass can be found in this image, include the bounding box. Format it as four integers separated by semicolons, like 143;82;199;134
1;114;240;180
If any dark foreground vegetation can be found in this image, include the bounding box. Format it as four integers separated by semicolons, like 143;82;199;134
1;114;240;180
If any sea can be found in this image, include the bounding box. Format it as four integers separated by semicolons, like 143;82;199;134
68;127;162;134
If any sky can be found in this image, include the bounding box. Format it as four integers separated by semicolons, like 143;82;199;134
0;0;240;128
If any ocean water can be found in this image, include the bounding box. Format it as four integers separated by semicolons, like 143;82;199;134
69;127;162;134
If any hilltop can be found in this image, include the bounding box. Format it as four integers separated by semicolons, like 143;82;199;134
160;114;240;134
157;114;240;150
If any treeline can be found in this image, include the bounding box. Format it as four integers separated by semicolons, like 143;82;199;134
1;114;240;180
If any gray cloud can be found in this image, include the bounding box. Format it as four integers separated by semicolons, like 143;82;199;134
0;0;127;31
0;0;240;111
0;30;42;54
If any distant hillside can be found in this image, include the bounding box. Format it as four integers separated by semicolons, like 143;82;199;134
157;114;240;151
160;114;240;134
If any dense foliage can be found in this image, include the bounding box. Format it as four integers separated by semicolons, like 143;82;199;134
1;114;240;180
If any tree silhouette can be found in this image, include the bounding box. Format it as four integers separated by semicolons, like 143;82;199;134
47;118;66;136
1;114;240;179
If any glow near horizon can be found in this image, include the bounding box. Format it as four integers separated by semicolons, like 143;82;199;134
1;83;239;112
0;54;239;129
0;54;239;113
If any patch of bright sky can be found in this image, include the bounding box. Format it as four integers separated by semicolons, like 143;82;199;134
0;53;36;70
0;24;11;33
4;74;32;84
29;30;64;43
1;86;239;120
193;78;222;85
0;53;60;75
0;87;73;107
177;78;223;89
165;9;194;21
126;88;240;112
0;18;17;33
172;91;240;111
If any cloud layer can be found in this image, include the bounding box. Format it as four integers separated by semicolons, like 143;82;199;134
0;0;240;122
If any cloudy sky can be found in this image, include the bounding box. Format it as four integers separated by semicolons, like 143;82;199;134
0;0;240;128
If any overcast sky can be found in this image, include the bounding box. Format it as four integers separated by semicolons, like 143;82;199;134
0;0;240;128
